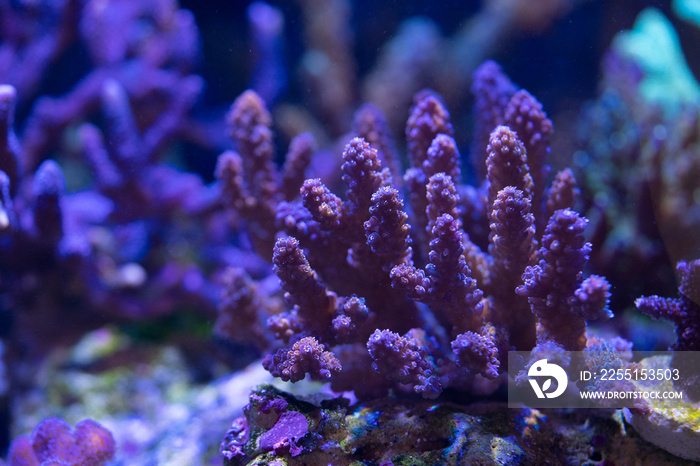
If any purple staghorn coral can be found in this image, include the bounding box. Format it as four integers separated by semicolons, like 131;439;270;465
271;236;337;340
263;336;341;383
364;186;413;270
300;178;343;231
0;1;82;101
281;133;317;202
340;137;392;238
215;90;322;282
0;86;20;194
214;267;279;351
406;92;454;170
573;51;678;316
295;0;356;136
451;324;500;380
485;125;534;219
32;160;65;247
425;172;460;230
9;0;202;172
404;93;456;261
392;212;484;334
367;329;441;399
488;186;536;350
504;89;553;220
218;90;283;255
545;168;579;221
224;61;614;399
247;1;286;105
352;103;403;188
517;209;612;351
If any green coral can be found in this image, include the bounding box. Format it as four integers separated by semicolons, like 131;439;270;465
624;355;700;462
627;356;700;431
613;8;700;112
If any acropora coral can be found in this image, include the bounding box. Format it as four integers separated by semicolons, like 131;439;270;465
217;61;610;402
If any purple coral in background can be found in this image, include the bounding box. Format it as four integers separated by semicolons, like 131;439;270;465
0;75;221;367
573;50;678;320
471;61;516;182
636;259;700;400
0;86;20;193
6;418;115;466
247;1;286;106
636;259;700;352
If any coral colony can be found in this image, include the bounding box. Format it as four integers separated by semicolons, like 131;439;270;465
0;0;699;465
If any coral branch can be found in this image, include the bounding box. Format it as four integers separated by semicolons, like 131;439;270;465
486;126;533;217
488;186;536;349
517;209;610;350
367;329;441;398
32;160;65;245
504;88;553;210
272;236;336;335
426;173;461;231
452;324;500;379
0;85;20;193
281;132;315;201
353;103;402;187
471;61;517;181
226;90;278;207
263;336;341;383
364;186;413;270
406;92;453;169
636;260;700;351
300;179;343;231
545;168;579;219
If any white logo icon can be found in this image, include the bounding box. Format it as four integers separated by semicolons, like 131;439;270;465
528;359;568;399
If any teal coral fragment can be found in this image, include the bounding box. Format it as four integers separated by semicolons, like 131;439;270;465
613;8;700;111
673;0;700;28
